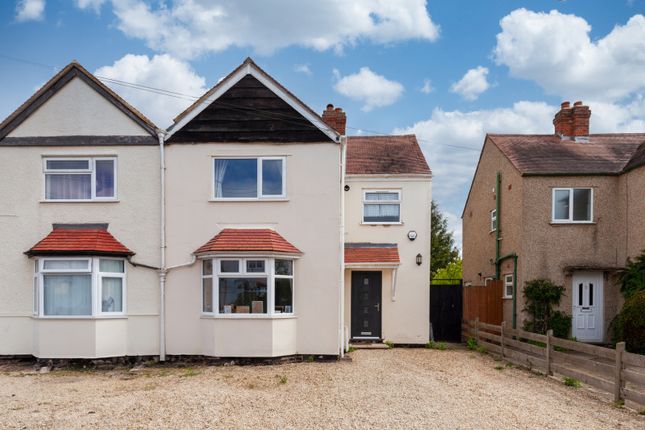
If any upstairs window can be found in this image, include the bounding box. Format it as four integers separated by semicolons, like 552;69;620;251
363;190;401;224
43;157;116;201
490;209;497;232
552;188;592;223
213;157;286;199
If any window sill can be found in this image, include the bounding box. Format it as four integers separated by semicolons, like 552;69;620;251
550;221;596;226
201;314;296;320
31;315;127;320
209;198;289;203
40;200;120;204
361;222;403;226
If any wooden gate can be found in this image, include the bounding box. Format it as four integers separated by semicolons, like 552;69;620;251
430;280;463;342
463;280;503;325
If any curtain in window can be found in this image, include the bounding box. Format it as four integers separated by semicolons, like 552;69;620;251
364;204;400;222
99;259;124;273
262;159;283;195
101;277;123;312
45;174;91;199
214;159;229;198
43;274;92;315
553;190;570;219
365;192;398;201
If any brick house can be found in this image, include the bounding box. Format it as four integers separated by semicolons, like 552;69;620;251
462;101;645;342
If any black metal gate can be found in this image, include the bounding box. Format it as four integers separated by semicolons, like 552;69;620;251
430;280;463;342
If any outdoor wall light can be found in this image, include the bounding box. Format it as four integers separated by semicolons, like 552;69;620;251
416;253;422;266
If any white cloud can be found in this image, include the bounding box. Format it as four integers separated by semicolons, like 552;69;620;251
294;64;312;76
95;54;207;127
494;9;645;101
15;0;45;22
333;67;404;111
451;66;490;101
74;0;106;13
420;79;433;94
79;0;439;59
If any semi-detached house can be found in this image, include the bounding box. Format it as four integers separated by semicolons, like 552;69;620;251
0;58;432;359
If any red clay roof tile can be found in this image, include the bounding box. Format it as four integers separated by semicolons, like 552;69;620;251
346;135;431;175
194;229;301;255
345;244;400;264
26;228;134;256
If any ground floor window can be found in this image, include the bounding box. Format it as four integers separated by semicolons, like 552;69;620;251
503;274;513;298
201;257;294;315
34;257;126;317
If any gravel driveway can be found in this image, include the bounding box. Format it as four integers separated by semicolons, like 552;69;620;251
1;347;643;429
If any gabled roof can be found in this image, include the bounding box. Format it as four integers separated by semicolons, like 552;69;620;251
194;229;302;255
346;135;431;176
26;226;134;257
488;133;645;176
345;243;400;264
166;57;339;142
0;61;158;140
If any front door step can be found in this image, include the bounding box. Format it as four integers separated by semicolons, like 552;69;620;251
349;342;389;350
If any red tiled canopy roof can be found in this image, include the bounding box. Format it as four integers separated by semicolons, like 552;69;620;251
26;228;134;257
194;229;301;255
345;243;400;264
346;135;431;175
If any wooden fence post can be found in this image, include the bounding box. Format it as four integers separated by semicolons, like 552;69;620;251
500;321;506;358
615;342;625;403
546;329;553;376
475;318;480;344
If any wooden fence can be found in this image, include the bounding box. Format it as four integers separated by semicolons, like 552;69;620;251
462;319;645;410
462;281;503;325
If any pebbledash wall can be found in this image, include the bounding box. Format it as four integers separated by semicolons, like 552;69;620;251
343;177;431;344
0;76;161;357
163;142;342;357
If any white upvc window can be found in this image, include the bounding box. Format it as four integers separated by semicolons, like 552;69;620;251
201;257;294;316
34;257;126;317
43;157;117;201
362;190;401;224
212;157;286;200
552;188;593;223
490;209;497;232
503;274;513;298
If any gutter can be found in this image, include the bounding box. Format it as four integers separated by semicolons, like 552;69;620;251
339;135;347;357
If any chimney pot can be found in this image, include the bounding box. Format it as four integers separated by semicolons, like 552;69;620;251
561;101;570;109
322;104;346;135
574;101;583;107
554;100;590;139
326;104;334;111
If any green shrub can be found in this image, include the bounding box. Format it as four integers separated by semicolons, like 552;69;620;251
384;340;394;349
620;252;645;299
426;341;448;350
347;346;357;353
523;279;571;338
611;290;645;354
563;376;581;388
549;311;572;339
466;337;478;350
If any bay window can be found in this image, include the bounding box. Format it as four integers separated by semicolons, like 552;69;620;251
363;190;401;224
552;188;593;223
201;257;294;316
43;157;117;201
34;257;126;317
213;157;286;199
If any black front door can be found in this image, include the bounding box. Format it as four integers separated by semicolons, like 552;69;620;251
351;271;382;339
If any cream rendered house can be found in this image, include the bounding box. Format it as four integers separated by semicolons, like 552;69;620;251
0;58;432;359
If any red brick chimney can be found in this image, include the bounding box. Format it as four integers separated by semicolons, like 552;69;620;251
554;101;590;140
322;104;346;135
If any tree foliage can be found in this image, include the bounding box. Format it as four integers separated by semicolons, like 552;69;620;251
522;279;571;338
619;251;645;300
431;200;460;276
611;290;645;354
432;259;462;284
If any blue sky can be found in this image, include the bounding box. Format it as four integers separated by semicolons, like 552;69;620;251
2;0;645;249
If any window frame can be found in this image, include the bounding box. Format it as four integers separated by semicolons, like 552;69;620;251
42;156;118;202
361;189;402;225
490;209;497;232
211;156;287;201
551;187;593;224
503;274;514;299
34;256;126;318
201;256;295;318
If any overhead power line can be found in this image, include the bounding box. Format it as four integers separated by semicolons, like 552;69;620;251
0;54;481;152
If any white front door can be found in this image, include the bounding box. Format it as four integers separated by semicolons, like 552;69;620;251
572;272;604;342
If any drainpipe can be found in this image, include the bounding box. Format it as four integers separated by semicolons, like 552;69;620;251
495;172;501;280
338;135;347;357
158;131;167;361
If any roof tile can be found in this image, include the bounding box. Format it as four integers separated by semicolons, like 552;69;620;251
346;135;431;175
345;244;400;264
26;228;134;256
194;229;301;255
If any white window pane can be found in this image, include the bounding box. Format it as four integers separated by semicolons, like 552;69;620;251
220;260;239;273
43;274;92;316
95;160;115;198
33;277;38;314
275;259;293;276
99;259;124;273
246;260;265;273
46;174;91;199
43;259;89;271
365;192;398;201
218;278;267;313
203;278;213;312
101;277;123;312
553;190;570;220
275;278;293;313
572;189;591;221
46;159;89;170
262;159;283;196
364;204;400;223
214;159;257;198
202;259;213;276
